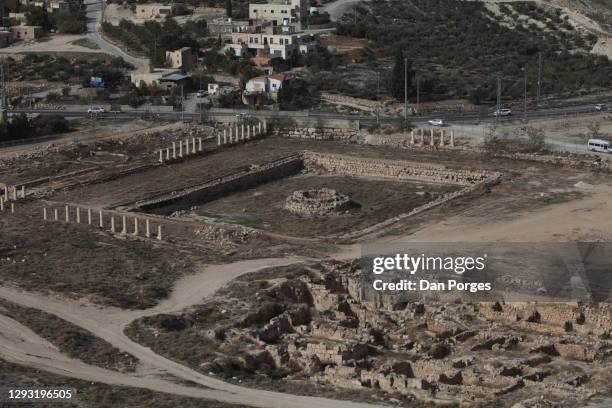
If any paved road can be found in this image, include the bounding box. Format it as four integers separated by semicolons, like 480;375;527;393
84;0;148;69
10;101;611;124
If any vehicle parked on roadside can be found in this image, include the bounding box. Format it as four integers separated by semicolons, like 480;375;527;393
196;90;208;98
595;104;607;112
588;138;611;153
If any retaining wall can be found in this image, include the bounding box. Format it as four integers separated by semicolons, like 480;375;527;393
132;154;304;215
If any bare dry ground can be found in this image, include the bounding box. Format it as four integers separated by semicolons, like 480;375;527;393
0;358;249;408
1;120;612;407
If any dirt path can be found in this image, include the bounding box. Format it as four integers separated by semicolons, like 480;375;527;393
0;257;377;408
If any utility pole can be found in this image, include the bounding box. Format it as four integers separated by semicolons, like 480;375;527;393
180;85;184;122
376;71;380;126
416;77;420;115
404;57;408;127
496;77;501;122
0;62;7;126
536;52;542;107
524;68;527;123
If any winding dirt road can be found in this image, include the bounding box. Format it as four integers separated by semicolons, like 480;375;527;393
0;257;378;408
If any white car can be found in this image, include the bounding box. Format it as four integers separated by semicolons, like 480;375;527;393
87;106;105;114
428;118;445;126
196;90;208;98
494;108;512;117
595;104;606;112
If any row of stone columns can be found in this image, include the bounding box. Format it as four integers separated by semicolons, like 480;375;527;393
159;137;204;163
0;197;15;213
3;185;26;202
218;120;267;147
409;128;455;147
43;205;163;240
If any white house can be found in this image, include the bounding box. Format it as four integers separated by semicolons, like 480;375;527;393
245;74;286;94
245;76;268;93
268;74;285;93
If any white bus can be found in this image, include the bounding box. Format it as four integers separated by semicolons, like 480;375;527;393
588;139;611;153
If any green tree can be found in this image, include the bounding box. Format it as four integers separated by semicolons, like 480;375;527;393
225;0;232;18
25;5;51;31
278;79;318;110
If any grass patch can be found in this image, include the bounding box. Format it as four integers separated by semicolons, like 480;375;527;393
0;299;138;373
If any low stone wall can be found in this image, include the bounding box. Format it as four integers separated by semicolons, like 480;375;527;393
131;154;304;215
303;151;490;186
274;127;360;141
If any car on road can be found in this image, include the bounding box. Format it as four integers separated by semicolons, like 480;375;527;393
494;108;512;117
196;90;208;98
87;106;105;114
595;104;607;112
428;118;446;126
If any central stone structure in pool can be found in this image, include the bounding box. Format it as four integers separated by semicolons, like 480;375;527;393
285;188;352;216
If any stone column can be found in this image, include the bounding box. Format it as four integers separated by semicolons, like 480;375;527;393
229;127;233;143
172;142;177;159
87;208;92;225
76;207;81;223
192;137;196;154
54;208;59;221
159;150;163;163
198;137;202;151
430;129;435;146
10;203;14;214
110;216;115;233
410;130;415;145
223;129;227;144
235;126;239;142
21;185;25;199
258;122;262;134
157;225;162;240
145;219;150;238
166;148;170;161
450;130;455;147
179;140;183;157
133;218;139;236
121;215;127;235
43;207;47;220
217;132;221;146
263;120;267;133
247;125;251;139
439;130;445;146
241;124;245;140
12;187;17;201
99;210;104;228
65;205;69;222
0;197;3;211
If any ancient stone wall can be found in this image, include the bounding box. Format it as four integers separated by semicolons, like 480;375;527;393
303;152;490;186
274;127;360;141
131;154;304;214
